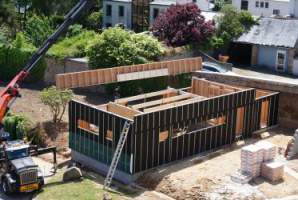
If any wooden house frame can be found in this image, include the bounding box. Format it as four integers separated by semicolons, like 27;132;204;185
69;77;279;183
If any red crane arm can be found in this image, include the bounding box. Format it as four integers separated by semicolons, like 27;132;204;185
0;0;91;124
0;71;28;122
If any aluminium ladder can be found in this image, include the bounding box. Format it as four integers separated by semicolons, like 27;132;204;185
103;120;132;190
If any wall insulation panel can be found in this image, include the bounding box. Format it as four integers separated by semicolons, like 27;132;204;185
69;100;134;174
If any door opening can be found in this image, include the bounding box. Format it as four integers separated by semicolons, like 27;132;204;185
276;50;286;72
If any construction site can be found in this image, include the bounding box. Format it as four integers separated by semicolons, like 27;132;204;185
53;57;286;186
1;0;298;199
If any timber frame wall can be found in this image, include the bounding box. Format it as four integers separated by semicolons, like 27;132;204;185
69;78;279;175
56;57;202;89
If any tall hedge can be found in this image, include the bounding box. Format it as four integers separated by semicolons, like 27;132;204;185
0;33;46;82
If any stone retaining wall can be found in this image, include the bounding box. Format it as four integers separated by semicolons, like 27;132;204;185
44;58;89;85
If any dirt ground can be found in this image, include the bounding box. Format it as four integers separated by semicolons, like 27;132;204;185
137;128;298;200
0;83;111;151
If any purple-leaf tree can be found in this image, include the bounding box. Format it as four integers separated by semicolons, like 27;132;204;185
152;3;215;47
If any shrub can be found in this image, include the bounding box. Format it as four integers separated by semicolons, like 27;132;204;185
88;27;164;68
87;27;166;96
0;33;47;82
3;113;32;140
151;3;215;47
85;11;102;30
40;86;73;124
24;15;53;47
48;30;99;60
67;24;84;37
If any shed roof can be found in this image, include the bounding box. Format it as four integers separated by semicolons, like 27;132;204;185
235;18;298;48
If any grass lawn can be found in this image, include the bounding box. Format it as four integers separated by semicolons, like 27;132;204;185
34;170;134;200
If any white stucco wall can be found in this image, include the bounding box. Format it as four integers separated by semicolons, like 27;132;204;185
232;0;290;17
149;4;169;25
102;0;132;29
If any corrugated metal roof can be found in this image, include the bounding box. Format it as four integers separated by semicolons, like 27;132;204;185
235;18;298;48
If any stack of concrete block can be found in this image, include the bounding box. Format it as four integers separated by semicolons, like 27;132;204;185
241;145;264;177
261;161;284;182
256;141;276;161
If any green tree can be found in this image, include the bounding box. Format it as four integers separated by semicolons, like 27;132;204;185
40;86;74;124
0;33;47;82
215;5;256;49
24;15;53;47
0;0;17;35
87;27;165;96
88;27;164;68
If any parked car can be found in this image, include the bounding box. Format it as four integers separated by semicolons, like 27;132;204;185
202;62;228;73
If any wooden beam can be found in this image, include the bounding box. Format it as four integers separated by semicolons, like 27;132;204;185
143;96;205;113
191;77;243;97
131;93;194;110
56;57;203;89
107;102;142;119
115;88;177;105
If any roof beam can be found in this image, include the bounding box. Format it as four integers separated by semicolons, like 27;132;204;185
115;88;177;105
143;96;206;113
131;93;194;110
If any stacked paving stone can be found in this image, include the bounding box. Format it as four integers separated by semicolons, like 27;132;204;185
239;141;284;182
241;145;264;177
261;161;284;182
256;141;276;161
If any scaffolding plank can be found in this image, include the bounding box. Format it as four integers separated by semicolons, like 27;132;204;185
56;57;202;89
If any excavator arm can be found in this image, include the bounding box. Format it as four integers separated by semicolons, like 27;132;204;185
0;0;92;123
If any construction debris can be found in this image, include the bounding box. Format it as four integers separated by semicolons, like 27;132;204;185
261;161;284;182
286;129;298;159
231;170;253;184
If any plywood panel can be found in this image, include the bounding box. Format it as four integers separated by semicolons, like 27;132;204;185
56;57;203;89
260;100;269;128
236;107;245;136
191;77;242;97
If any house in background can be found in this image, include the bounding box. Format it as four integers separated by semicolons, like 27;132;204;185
231;18;298;75
102;0;132;29
102;0;213;31
232;0;298;17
